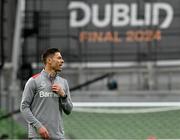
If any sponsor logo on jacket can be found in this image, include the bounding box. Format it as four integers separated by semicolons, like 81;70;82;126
39;91;59;97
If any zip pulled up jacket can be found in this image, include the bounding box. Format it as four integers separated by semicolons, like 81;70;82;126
20;70;73;139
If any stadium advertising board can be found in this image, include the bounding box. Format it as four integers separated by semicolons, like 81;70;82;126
66;0;180;62
68;1;174;43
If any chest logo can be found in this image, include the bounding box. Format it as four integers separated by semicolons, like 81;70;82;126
40;81;47;88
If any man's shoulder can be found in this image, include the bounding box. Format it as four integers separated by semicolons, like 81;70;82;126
27;73;41;84
32;73;41;79
56;75;67;82
57;75;64;80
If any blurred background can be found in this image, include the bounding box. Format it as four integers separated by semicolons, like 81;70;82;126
1;0;180;139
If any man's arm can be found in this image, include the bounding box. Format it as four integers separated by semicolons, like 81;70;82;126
20;78;43;129
52;79;73;115
59;80;73;115
20;78;50;139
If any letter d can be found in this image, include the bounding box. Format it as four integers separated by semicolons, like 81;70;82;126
68;2;91;27
153;3;174;29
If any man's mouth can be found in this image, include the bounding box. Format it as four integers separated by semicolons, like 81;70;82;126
59;64;63;69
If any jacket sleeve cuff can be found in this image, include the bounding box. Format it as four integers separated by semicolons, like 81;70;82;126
61;94;67;100
33;121;43;130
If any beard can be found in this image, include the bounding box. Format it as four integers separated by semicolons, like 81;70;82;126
51;63;62;72
54;66;62;72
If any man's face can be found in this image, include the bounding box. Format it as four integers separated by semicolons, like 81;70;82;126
49;52;64;72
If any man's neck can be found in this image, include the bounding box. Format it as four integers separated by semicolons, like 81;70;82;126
44;67;56;77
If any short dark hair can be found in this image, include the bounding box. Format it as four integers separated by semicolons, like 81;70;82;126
42;48;60;64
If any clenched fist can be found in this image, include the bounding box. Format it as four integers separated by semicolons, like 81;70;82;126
52;83;66;97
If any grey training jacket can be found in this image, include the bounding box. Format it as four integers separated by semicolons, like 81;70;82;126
20;70;73;139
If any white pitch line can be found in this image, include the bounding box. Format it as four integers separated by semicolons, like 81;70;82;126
73;102;180;107
73;107;180;114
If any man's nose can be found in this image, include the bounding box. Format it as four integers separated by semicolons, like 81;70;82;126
61;59;64;63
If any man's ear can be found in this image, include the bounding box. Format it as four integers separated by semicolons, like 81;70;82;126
47;57;52;64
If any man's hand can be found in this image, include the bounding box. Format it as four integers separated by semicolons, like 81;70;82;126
38;126;49;139
52;83;65;97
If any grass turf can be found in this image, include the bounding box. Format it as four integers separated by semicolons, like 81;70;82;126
0;110;27;139
64;109;180;139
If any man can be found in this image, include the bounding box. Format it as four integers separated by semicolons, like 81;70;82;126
20;48;73;139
